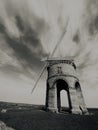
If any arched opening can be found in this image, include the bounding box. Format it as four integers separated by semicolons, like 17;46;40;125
60;90;69;111
56;79;71;113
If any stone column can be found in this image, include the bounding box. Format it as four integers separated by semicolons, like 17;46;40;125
76;83;88;114
69;88;82;114
57;88;61;112
47;83;58;113
45;82;49;109
67;90;72;112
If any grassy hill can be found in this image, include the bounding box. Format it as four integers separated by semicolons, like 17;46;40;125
0;102;98;130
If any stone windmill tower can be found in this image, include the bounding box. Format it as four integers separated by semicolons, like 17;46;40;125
31;22;88;115
45;58;88;114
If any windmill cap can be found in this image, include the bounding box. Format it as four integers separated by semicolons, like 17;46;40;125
46;57;74;61
46;57;76;69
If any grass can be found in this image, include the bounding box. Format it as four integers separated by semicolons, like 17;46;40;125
0;102;98;130
0;109;98;130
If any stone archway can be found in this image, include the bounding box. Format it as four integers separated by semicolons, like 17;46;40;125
56;79;72;112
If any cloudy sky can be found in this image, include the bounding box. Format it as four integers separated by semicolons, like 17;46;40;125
0;0;98;107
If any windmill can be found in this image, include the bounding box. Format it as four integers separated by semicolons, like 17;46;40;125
31;19;88;115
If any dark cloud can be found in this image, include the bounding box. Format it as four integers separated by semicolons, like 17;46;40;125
94;16;98;30
88;16;98;35
0;14;48;76
15;16;24;32
85;0;98;36
0;64;22;74
0;23;5;33
73;31;80;44
5;26;47;71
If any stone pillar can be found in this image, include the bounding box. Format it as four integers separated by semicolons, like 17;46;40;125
57;88;61;112
75;82;88;114
67;90;72;113
69;88;82;114
46;82;58;113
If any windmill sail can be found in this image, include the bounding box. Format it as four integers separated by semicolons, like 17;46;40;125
31;19;69;94
31;64;47;94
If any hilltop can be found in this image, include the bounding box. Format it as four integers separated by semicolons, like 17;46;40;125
0;101;98;130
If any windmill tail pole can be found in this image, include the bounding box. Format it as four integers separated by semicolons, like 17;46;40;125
31;64;47;94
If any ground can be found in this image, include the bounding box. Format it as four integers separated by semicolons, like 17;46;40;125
0;102;98;130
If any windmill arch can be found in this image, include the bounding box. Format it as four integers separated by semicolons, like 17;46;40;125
56;79;71;112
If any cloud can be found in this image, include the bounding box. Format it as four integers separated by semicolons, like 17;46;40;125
0;0;49;79
0;0;98;91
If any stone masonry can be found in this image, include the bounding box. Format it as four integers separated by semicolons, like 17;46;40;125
45;58;88;114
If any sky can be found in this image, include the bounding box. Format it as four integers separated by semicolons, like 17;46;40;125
0;0;98;107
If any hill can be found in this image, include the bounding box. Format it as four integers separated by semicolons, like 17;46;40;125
0;101;98;130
